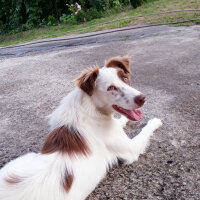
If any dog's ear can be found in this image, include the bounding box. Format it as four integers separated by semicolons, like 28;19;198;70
76;67;99;96
105;56;130;74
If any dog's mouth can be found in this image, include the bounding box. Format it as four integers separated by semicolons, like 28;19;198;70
112;105;143;121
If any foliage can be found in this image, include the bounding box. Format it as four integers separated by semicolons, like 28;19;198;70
59;14;69;24
86;0;109;11
75;10;85;22
0;0;67;33
0;0;132;33
84;8;102;21
196;19;200;25
130;0;145;8
120;0;130;6
111;0;122;8
47;16;58;26
59;14;77;24
67;2;82;15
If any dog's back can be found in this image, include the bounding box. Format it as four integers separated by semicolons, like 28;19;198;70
0;88;121;200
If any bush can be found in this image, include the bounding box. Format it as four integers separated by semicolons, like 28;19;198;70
0;20;2;29
66;15;77;24
86;0;110;11
75;10;85;22
130;0;145;8
120;0;130;6
0;0;67;32
110;0;122;8
196;19;200;25
0;0;131;33
59;14;77;25
85;8;102;21
47;15;58;26
59;14;68;24
21;23;32;31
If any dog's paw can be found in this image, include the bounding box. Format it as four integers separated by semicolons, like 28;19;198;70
147;118;163;130
119;115;129;127
120;154;139;165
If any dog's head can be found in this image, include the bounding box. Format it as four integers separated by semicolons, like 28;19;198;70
76;56;145;121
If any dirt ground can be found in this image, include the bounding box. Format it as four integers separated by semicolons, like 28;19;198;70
0;25;200;200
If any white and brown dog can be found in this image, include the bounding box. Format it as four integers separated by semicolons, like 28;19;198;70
0;56;162;200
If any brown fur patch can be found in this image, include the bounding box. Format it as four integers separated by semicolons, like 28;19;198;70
105;56;131;74
41;126;90;156
4;174;21;184
63;169;74;192
117;70;130;85
76;67;99;96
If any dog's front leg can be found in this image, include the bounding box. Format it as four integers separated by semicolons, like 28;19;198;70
108;118;162;165
130;118;163;159
107;131;141;165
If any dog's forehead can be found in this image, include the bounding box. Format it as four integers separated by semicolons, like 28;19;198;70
97;67;131;87
98;67;119;82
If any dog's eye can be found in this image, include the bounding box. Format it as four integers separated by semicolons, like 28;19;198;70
124;77;128;82
107;85;117;91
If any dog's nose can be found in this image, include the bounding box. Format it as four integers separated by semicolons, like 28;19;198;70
134;94;146;107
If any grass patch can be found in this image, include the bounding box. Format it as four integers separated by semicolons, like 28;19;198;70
196;19;200;24
0;0;200;47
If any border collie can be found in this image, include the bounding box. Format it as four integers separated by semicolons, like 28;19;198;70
0;56;162;200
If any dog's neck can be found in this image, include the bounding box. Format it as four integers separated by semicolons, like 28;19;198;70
48;88;113;131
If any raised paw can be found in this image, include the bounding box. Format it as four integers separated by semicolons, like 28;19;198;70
119;115;129;127
147;118;163;131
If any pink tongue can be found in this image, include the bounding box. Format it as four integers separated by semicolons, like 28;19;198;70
112;105;143;121
126;109;143;121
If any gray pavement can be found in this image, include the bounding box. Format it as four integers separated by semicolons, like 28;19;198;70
0;25;197;58
0;25;200;200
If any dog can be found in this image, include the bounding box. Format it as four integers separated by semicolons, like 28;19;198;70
0;56;162;200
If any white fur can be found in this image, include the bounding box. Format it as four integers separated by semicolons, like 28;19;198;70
0;67;162;200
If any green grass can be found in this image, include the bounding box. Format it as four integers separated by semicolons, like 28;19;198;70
0;0;200;47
